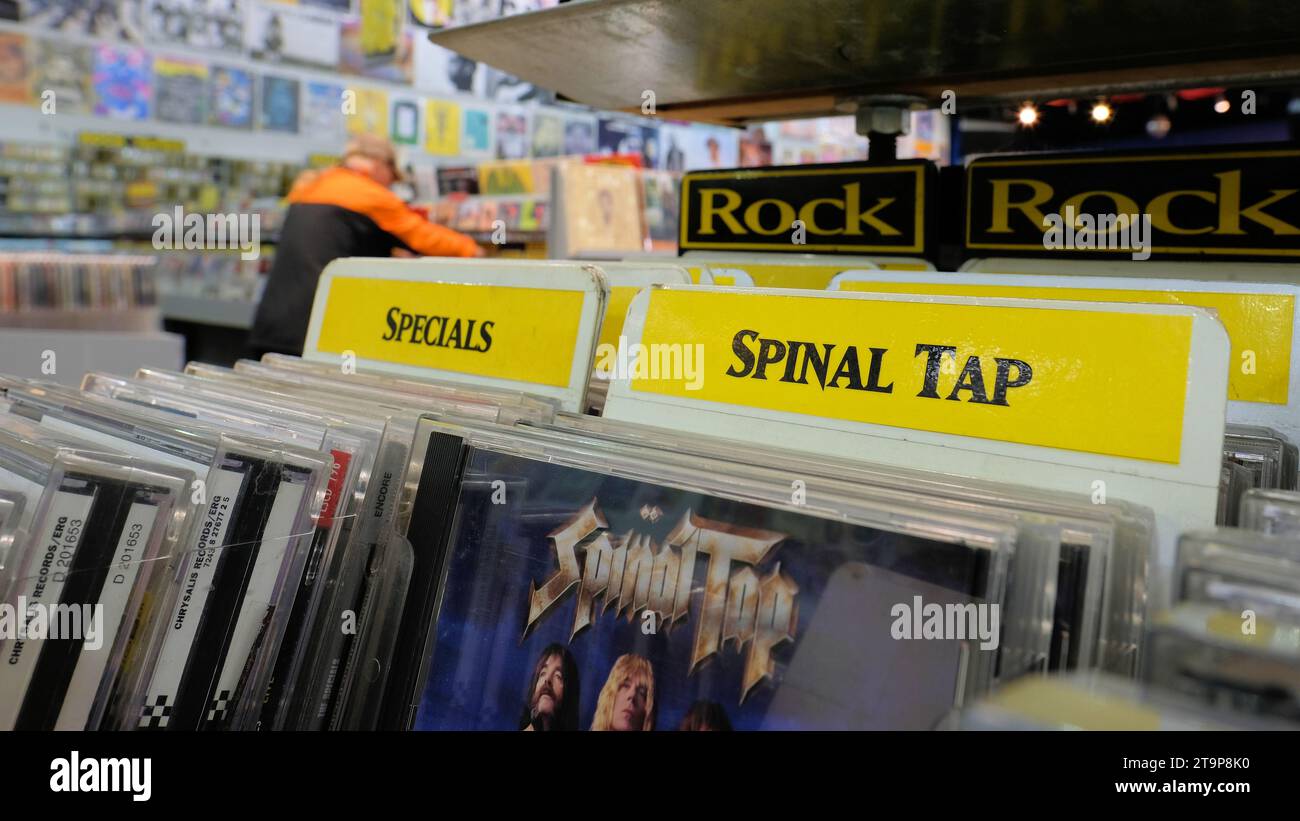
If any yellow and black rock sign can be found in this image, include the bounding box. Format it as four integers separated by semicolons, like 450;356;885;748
966;147;1300;260
679;161;935;256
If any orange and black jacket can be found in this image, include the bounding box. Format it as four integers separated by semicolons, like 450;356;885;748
249;166;479;354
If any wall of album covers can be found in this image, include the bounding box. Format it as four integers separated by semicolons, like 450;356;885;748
0;0;755;176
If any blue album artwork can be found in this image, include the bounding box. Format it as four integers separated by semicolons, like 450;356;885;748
261;74;300;133
413;448;998;731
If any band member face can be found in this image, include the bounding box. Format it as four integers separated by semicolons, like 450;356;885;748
611;673;649;731
531;652;567;719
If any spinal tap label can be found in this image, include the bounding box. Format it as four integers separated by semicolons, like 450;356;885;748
630;289;1195;463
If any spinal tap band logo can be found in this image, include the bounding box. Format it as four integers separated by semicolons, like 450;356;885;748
524;500;799;704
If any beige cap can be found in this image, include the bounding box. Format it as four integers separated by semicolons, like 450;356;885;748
344;133;405;181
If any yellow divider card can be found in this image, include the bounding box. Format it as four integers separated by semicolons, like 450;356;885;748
631;289;1192;463
721;263;855;290
837;280;1293;404
314;276;584;388
596;286;638;350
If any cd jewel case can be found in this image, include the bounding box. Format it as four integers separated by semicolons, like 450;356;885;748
406;425;1009;731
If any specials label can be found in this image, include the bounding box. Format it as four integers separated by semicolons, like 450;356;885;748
966;148;1300;259
314;277;585;388
630;289;1194;463
679;162;932;255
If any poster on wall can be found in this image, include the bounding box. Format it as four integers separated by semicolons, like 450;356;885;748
597;117;659;166
678;124;739;170
0;32;32;104
481;64;552;104
302;80;347;141
739;124;773;167
499;0;559;13
413;37;479;96
128;0;246;53
341;0;413;83
461;105;493;157
563;114;597;156
531;109;563;157
346;84;388;135
495;106;529;159
779;119;818;140
424;99;460;155
92;45;152;120
436;166;479;195
390;96;420;144
20;0;124;37
209;64;255;128
31;38;93;113
408;0;453;26
247;3;342;69
452;0;501;24
641;169;679;244
261;74;301;133
153;57;208;124
639;122;661;169
661;124;688;171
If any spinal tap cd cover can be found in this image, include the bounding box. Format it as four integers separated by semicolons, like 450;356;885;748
413;449;996;731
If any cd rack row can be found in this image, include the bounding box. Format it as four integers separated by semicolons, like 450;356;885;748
0;324;1297;730
0;253;158;315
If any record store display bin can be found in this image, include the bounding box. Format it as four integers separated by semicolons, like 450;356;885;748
3;0;1300;737
1;244;1298;732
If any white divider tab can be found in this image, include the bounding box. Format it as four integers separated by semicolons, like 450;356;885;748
303;258;606;413
831;269;1298;443
605;285;1230;576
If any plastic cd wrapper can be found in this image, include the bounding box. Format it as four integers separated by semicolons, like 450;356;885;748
1217;460;1253;526
0;419;193;730
958;672;1279;730
1223;424;1298;492
0;489;28;592
509;417;1081;678
122;366;451;730
401;416;1015;731
254;353;561;417
78;372;372;730
330;414;461;731
1240;489;1300;539
168;361;549;427
545;411;1153;677
1175;527;1300;625
115;367;427;730
2;383;330;730
209;358;558;425
1142;601;1300;725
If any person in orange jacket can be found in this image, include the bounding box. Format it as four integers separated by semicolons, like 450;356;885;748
249;134;482;356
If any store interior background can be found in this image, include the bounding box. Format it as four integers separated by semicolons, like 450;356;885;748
1;0;1298;378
